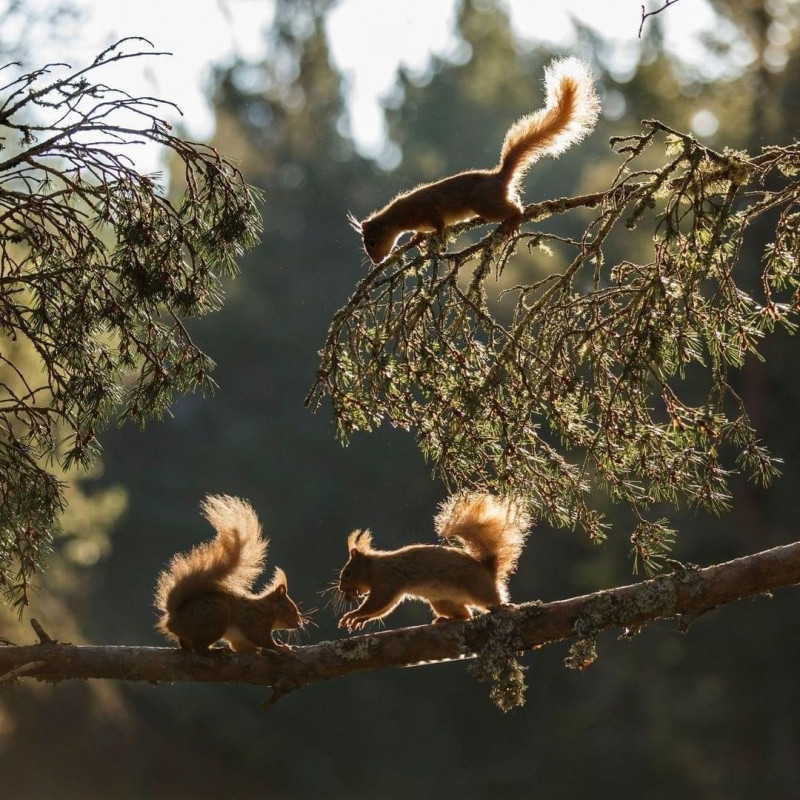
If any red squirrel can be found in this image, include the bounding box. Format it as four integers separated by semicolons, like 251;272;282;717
351;57;600;264
154;494;308;653
337;492;531;631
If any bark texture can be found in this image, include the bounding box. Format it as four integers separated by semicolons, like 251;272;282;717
1;541;798;705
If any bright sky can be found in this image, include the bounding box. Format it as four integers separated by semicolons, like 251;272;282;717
8;0;744;171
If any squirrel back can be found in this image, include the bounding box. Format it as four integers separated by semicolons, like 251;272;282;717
434;492;531;602
497;56;600;198
154;494;266;623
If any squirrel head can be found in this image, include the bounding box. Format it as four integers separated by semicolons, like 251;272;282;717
338;530;374;601
359;217;398;265
263;568;305;631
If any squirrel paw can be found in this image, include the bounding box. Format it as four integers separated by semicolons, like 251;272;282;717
338;612;353;630
268;641;294;654
496;215;522;237
339;613;368;632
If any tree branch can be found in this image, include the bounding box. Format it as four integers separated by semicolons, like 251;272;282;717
639;0;682;37
0;540;797;705
0;39;263;606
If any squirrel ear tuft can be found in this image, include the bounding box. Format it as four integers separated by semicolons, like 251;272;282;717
270;567;288;595
347;529;373;553
346;211;363;233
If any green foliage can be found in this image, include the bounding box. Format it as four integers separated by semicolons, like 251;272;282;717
4;0;800;793
0;38;262;607
309;121;799;569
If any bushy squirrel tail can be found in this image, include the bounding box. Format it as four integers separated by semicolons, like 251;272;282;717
434;492;531;600
497;57;600;194
154;494;267;621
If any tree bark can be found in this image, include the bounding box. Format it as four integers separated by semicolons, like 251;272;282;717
1;541;798;705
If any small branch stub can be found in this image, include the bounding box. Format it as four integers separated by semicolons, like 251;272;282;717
30;618;55;645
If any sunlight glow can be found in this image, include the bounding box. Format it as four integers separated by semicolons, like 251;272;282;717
0;0;763;171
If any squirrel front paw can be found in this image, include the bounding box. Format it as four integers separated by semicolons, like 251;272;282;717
338;612;355;631
339;612;368;632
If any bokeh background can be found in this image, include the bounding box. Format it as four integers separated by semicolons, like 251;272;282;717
1;0;799;797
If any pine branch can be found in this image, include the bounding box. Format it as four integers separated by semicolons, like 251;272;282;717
0;39;263;605
1;540;797;708
308;123;800;558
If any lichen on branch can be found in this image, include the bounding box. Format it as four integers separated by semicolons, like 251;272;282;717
1;540;797;711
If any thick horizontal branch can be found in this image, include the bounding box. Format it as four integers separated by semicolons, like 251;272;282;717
1;541;798;704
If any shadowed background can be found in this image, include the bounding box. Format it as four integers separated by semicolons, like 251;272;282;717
1;1;799;797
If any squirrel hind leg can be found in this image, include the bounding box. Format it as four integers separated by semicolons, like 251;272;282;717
430;600;472;623
472;196;524;242
469;188;524;224
167;593;229;653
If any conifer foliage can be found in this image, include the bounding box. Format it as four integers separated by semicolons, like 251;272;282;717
0;39;261;607
309;121;800;570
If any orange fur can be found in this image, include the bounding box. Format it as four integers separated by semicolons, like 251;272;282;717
154;495;306;653
355;57;600;264
337;492;531;631
434;492;530;601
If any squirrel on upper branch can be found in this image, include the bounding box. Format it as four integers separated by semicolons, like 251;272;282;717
350;56;600;264
154;494;307;653
337;492;531;632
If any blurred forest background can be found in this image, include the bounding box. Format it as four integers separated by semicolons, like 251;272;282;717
2;0;799;797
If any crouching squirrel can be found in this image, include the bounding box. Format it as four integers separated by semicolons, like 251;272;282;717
154;494;307;653
337;492;531;632
350;56;601;264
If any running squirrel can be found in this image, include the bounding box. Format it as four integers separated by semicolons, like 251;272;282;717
154;494;307;653
337;492;531;632
350;57;600;264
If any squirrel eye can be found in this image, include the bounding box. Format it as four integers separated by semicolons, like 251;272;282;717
367;239;377;249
